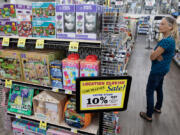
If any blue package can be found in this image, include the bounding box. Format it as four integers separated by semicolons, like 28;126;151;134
50;60;62;78
52;78;63;89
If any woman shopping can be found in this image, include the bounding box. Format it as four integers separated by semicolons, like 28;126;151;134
140;17;179;122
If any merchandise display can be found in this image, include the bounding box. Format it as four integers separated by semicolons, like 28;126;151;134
0;49;22;81
80;55;100;77
18;21;32;37
64;97;92;129
8;84;34;115
62;53;80;91
33;91;67;124
56;4;76;39
50;60;63;89
0;21;18;36
32;2;56;22
76;4;101;40
0;4;16;20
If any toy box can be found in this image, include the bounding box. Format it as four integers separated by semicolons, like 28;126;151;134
12;119;46;135
33;91;67;124
56;4;76;39
80;55;100;77
62;54;81;91
8;84;34;115
21;51;61;86
18;21;32;37
32;21;56;38
16;4;32;22
0;49;23;81
0;20;8;36
4;21;18;36
50;60;63;89
64;97;92;129
76;4;101;40
47;127;77;135
32;2;55;22
0;4;16;20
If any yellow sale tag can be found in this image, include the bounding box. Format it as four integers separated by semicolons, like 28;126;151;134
17;38;26;48
36;39;44;49
2;37;10;46
52;87;59;92
71;128;78;133
65;90;72;95
69;42;79;52
39;121;47;130
16;114;21;119
5;80;12;88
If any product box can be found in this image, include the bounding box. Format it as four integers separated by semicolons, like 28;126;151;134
32;2;56;22
56;4;76;39
16;4;32;22
0;4;16;20
4;21;18;36
0;20;8;36
12;119;27;135
80;55;100;77
62;54;80;91
18;21;32;37
21;51;60;86
0;49;23;81
47;127;77;135
8;84;34;115
33;91;67;124
32;21;56;38
76;4;101;40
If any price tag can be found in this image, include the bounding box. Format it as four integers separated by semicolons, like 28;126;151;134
65;90;72;94
5;79;12;88
17;38;26;48
2;37;10;46
71;128;78;133
16;114;21;119
52;87;59;92
39;121;47;130
36;39;44;49
69;42;79;52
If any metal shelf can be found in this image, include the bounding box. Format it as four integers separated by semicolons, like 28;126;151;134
173;57;180;67
7;111;99;135
0;79;75;95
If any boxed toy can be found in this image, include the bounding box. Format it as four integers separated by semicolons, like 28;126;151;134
18;21;32;37
16;4;32;22
56;4;76;39
4;21;18;36
12;119;27;135
21;51;61;86
76;4;101;40
0;49;23;81
80;55;100;77
0;4;16;20
8;84;34;115
50;60;63;89
33;91;67;124
32;2;55;22
32;21;56;38
47;127;77;135
64;97;92;129
0;20;8;36
62;54;81;91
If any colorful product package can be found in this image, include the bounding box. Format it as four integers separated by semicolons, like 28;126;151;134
8;84;34;115
80;55;100;77
16;4;32;22
18;21;32;37
21;51;60;86
47;127;77;135
32;21;56;38
12;119;27;135
4;21;18;36
33;91;67;124
32;2;56;22
64;97;92;129
56;4;76;39
0;49;23;81
62;54;80;91
0;20;9;36
0;4;16;20
76;4;101;40
50;60;63;89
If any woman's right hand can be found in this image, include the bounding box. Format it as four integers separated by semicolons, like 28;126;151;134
157;55;163;61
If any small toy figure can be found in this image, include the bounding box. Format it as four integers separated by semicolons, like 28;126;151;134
47;4;55;16
10;5;16;18
4;8;10;18
46;23;55;35
11;22;17;33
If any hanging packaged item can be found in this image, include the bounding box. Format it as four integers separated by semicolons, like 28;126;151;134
33;91;67;124
0;49;23;81
80;55;100;77
56;4;76;39
62;53;80;91
64;97;92;129
76;4;101;40
8;84;34;115
32;2;56;22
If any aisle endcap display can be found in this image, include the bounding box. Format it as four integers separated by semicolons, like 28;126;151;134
7;111;99;135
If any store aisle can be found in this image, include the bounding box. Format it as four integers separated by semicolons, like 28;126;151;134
118;35;180;135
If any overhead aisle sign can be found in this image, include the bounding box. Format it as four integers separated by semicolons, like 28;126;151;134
76;76;132;113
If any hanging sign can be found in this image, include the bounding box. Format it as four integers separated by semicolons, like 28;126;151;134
76;76;132;113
